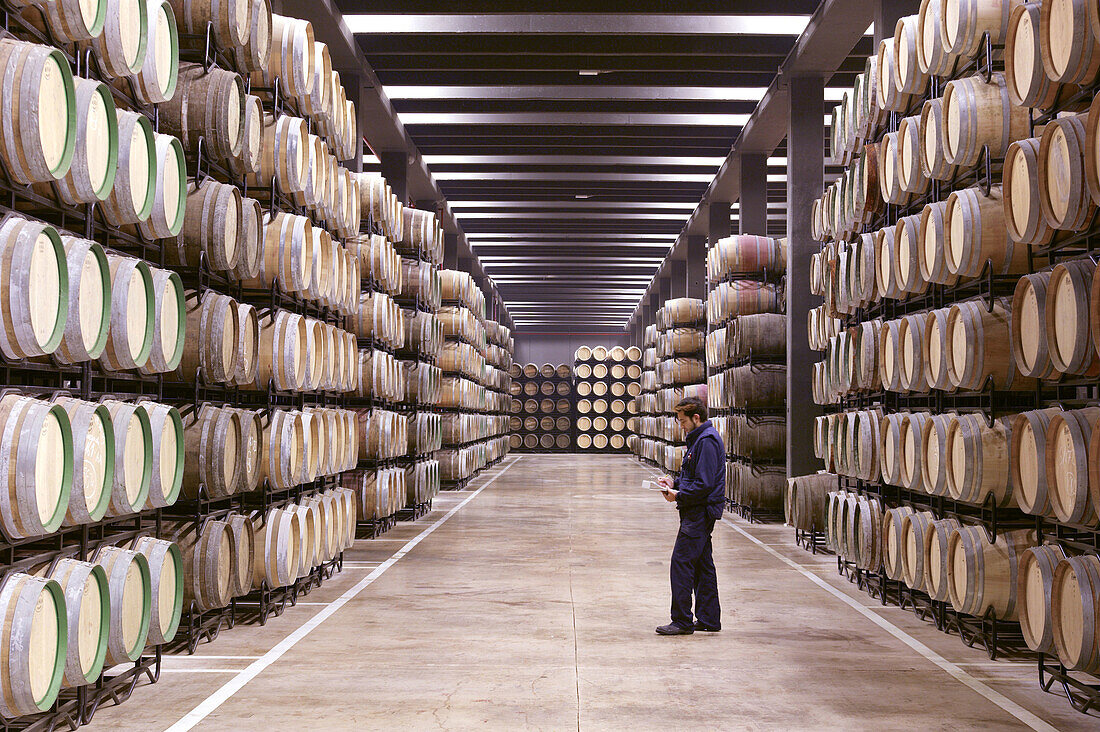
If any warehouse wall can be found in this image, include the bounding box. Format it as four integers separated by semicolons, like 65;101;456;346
514;332;631;366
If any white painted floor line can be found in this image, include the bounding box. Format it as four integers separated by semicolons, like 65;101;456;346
159;669;241;674
634;460;1056;732
164;455;523;732
165;655;262;660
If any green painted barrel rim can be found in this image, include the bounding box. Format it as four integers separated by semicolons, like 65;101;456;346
132;115;157;222
123;552;151;660
41;404;73;535
163;271;185;369
37;222;69;356
158;0;179;101
131;259;155;367
163;405;183;505
34;577;67;710
44;48;77;181
85;241;112;359
163;137;186;237
127;0;150;75
87;404;115;522
160;541;183;643
84;564;110;683
130;404;152;512
90;83;118;202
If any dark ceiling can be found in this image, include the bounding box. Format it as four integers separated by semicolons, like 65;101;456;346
338;2;870;329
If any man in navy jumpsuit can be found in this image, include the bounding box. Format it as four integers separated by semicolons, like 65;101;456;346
655;396;725;635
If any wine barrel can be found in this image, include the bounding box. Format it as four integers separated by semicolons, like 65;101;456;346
919;412;956;496
1039;114;1096;232
50;397;111;526
1047;407;1100;525
169;179;241;271
254;309;306;392
0;572;66;716
875;37;912;114
168;0;250;49
0;39;76;185
854;495;885;571
788;473;833;531
137;134;187;241
941;0;1017;57
898;313;930;393
161;63;244;160
942;74;1029;167
919;97;960;181
946;413;1014;505
897;115;930;196
100;400;151;519
182;405;241;499
877;131;911;206
101;111;155;227
899;411;931;491
55;236;110;365
133;0;178;104
1010;407;1063;516
138;401;182;509
98;253;153;371
882;506;917;580
1011;271;1056;379
93;544;151;665
922;308;953;390
53;78;117;205
1051;553;1100;673
917;0;958;76
1040;0;1100;85
0;216;68;361
46;559;108;686
91;0;148;78
0;394;72;539
259;410;304;490
228;95;263;179
178;289;239;385
232;302;259;387
917;203;954;288
1084;93;1100;205
947;298;1033;391
945;186;1028;279
169;519;234;612
233;0;269;73
130;536;181;647
37;0;106;41
248;212;313;294
901;510;936;590
924;517;964;602
879;412;910;486
877;319;904;392
231;197;264;282
138;267;185;375
1018;543;1067;654
1046;259;1098;376
893;15;929;96
251;507;300;589
948;526;1036;620
267;15;315;100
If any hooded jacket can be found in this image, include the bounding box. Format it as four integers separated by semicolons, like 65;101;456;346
673;420;726;534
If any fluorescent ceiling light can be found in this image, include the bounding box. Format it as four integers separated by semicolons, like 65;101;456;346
455;212;691;220
345;14;811;35
468;233;675;240
422;155;728;166
384;86;850;102
399;112;752;126
434;171;716;181
449;201;699;210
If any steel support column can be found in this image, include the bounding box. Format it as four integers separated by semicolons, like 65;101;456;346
738;153;769;235
875;0;914;43
786;75;825;479
685;235;706;299
380;151;408;203
443;233;459;270
708;201;730;247
669;259;687;300
657;275;671;310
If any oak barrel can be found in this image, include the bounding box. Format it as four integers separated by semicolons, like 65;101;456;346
101;399;150;516
55;236;110;364
947;526;1035;620
93;544;151;665
0;216;68;360
0;572;66;716
136;400;182;509
130;536;182;647
1018;543;1067;654
98;253;153;371
46;559;108;686
0;394;72;538
1051;553;1100;673
53;397;112;525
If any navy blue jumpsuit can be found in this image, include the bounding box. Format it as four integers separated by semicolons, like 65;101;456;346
670;420;726;629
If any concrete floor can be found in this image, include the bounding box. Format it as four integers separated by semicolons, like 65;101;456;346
86;454;1096;731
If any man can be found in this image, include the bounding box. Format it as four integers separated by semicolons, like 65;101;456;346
655;396;725;636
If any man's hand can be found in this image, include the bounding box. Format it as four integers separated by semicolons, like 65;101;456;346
662;488;677;503
657;476;673;489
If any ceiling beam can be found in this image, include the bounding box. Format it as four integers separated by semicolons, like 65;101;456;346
345;14;811;35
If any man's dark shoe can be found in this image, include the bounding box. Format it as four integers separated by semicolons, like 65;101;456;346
693;622;721;632
655;623;694;635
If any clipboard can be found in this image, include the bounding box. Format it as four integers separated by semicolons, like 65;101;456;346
642;480;668;493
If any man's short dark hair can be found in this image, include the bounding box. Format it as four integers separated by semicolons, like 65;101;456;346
674;396;708;422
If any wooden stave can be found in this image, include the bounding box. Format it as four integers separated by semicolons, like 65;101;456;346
55;236;111;364
93;544;151;666
129;535;182;647
53;77;118;205
1048;407;1100;526
898;411;931;490
896;115;931;196
52;397;113;526
231;302;259;387
917;0;959;76
0;394;73;540
47;558;108;687
259;409;303;490
947;526;1036;621
1018;543;1068;654
1051;553;1100;672
893;14;930;97
854;495;885;571
0;216;69;360
136;400;182;509
100;400;151;518
1010;407;1064;516
0;572;67;716
878;411;910;486
1004;138;1069;247
137;266;185;375
98;253;153;372
898;313;931;393
922;308;953;390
